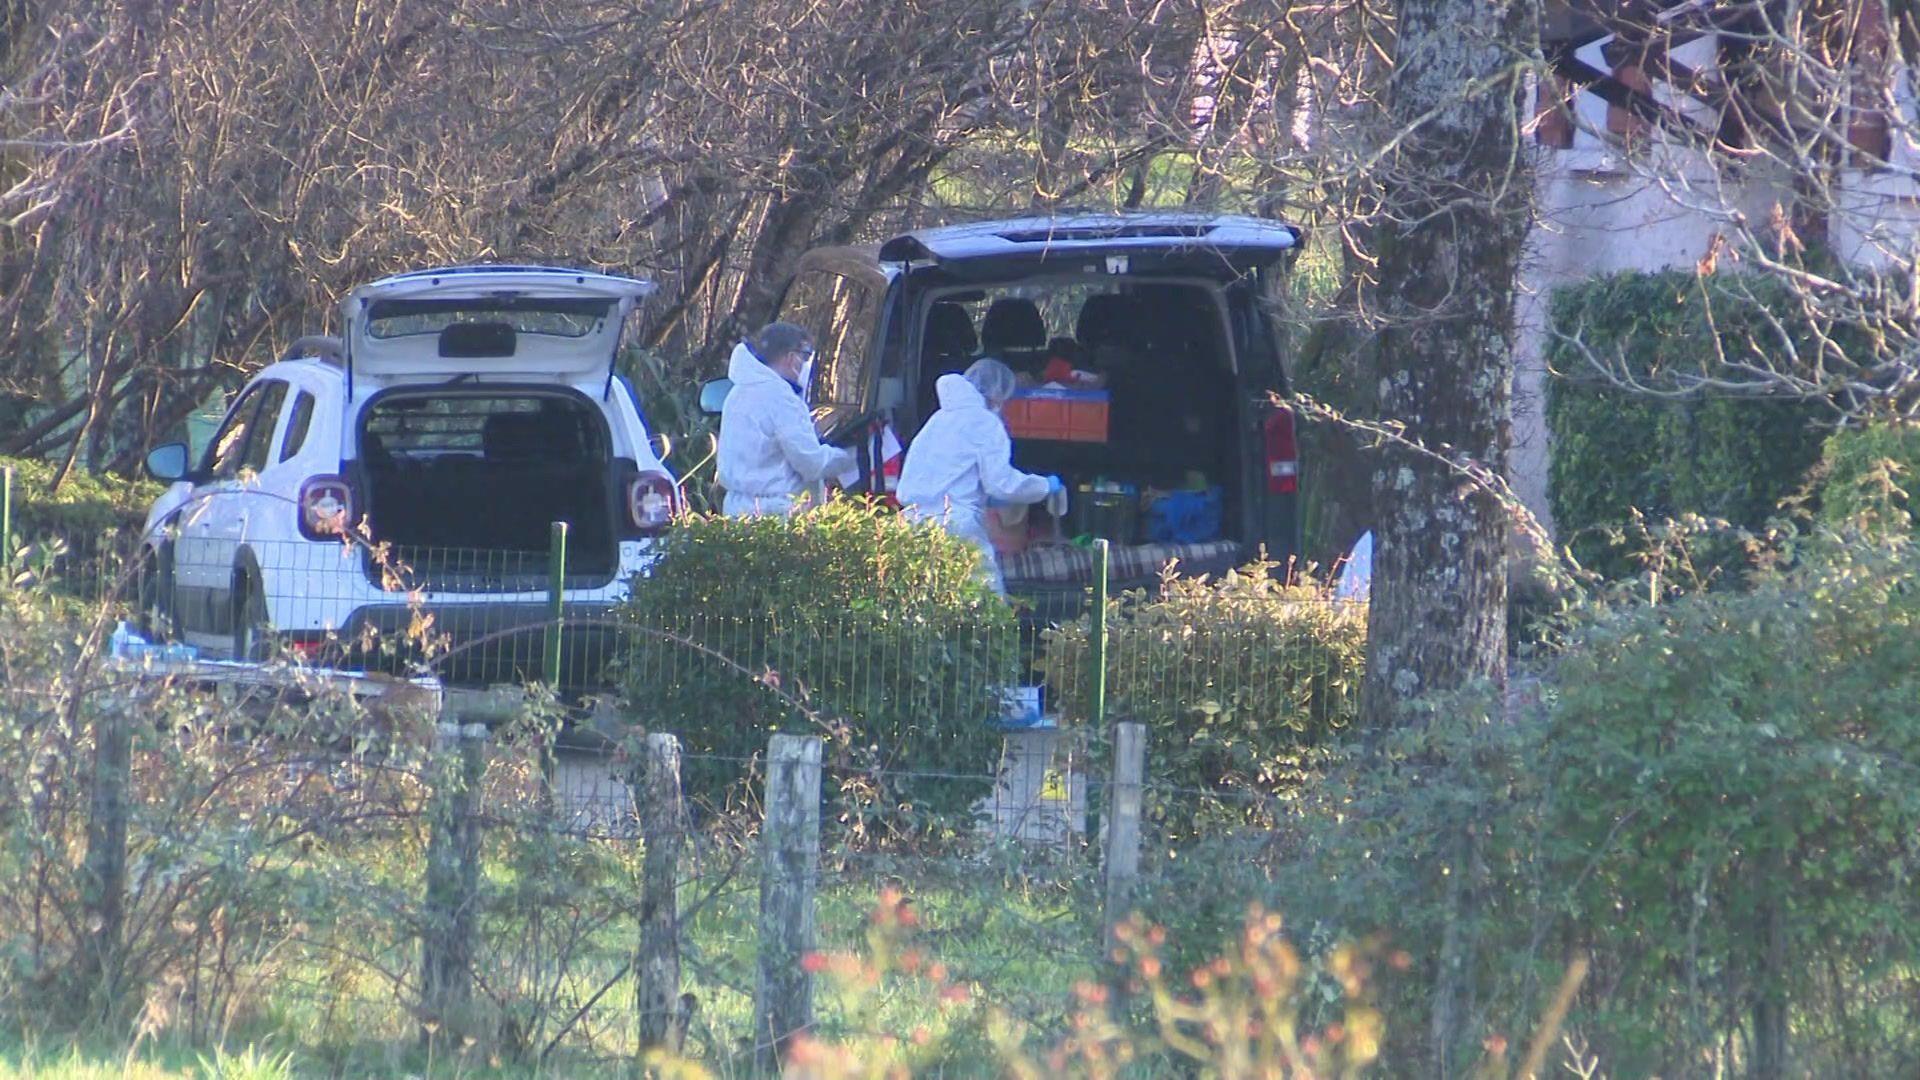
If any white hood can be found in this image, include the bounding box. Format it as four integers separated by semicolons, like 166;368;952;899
896;372;1050;548
933;372;987;411
715;340;853;512
727;341;793;392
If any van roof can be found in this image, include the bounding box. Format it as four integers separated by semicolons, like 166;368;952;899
875;212;1300;265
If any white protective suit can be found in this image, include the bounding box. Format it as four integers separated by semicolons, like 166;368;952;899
716;342;855;516
896;373;1052;593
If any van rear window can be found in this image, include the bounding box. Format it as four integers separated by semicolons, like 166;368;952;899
366;297;612;339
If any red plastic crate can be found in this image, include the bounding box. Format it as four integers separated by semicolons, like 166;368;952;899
1004;388;1109;443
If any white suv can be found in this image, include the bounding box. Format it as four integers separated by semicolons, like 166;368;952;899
137;265;676;683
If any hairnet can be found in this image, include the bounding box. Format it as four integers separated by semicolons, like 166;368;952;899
963;357;1019;406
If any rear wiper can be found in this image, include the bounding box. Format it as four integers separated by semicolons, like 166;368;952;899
442;373;477;386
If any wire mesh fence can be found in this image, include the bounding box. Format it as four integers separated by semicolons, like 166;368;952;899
1;493;1372;1070
15;510;1368;865
116;535;1353;698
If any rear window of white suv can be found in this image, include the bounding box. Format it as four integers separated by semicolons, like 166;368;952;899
366;297;613;339
365;396;543;454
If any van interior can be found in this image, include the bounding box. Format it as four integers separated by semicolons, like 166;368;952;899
912;279;1248;590
356;391;619;587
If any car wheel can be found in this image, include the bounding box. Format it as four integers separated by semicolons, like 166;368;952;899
137;546;176;641
232;570;273;662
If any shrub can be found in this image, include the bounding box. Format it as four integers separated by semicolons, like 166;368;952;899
1258;522;1920;1075
0;572;652;1066
1527;525;1920;1074
1544;271;1832;579
1037;562;1366;836
0;573;441;1039
615;501;1016;826
0;455;159;545
1817;419;1918;532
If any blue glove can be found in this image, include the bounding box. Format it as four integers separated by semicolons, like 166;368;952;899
1045;474;1066;497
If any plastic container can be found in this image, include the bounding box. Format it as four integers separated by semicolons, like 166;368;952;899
109;621;198;665
1003;387;1109;443
998;685;1044;729
1068;481;1139;543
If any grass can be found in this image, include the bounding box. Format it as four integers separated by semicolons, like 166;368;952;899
0;845;1097;1079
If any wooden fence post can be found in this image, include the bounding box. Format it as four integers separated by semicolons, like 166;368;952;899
636;732;690;1055
81;699;133;1000
753;733;822;1072
421;721;485;1047
1102;722;1145;951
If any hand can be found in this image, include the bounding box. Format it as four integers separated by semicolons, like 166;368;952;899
1045;480;1070;519
1045;474;1065;496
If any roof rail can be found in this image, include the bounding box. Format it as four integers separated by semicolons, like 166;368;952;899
281;334;345;366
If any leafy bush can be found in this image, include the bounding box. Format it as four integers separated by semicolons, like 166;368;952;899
1544;271;1832;579
1817;419;1918;531
1038;562;1366;835
616;501;1016;826
1252;522;1920;1075
1530;525;1920;1074
0;455;159;544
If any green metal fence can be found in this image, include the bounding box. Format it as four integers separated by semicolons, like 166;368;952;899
0;461;1363;781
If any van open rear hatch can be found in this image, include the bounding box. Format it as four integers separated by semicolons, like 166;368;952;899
873;216;1303;616
877;214;1300;281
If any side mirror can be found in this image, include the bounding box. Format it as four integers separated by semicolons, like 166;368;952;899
144;442;191;482
698;378;733;415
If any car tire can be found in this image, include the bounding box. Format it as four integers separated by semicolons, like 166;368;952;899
232;569;272;662
137;546;177;641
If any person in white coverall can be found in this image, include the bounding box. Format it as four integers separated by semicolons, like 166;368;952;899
896;358;1064;594
716;322;856;516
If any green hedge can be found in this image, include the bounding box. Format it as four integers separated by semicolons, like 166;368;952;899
1818;420;1920;532
0;455;160;547
1544;272;1832;578
1038;561;1366;838
615;501;1015;828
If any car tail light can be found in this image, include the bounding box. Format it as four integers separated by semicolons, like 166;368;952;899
287;637;326;661
1264;407;1299;495
298;475;355;539
627;472;677;534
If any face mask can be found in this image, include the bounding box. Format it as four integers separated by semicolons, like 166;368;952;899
798;357;815;398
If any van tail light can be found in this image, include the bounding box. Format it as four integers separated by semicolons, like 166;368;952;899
298;475;355;539
628;472;677;535
1264;407;1300;495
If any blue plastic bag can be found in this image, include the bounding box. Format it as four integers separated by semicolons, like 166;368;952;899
1143;487;1223;544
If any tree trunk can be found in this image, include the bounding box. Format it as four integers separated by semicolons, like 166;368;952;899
1359;2;1536;1070
1361;0;1536;728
